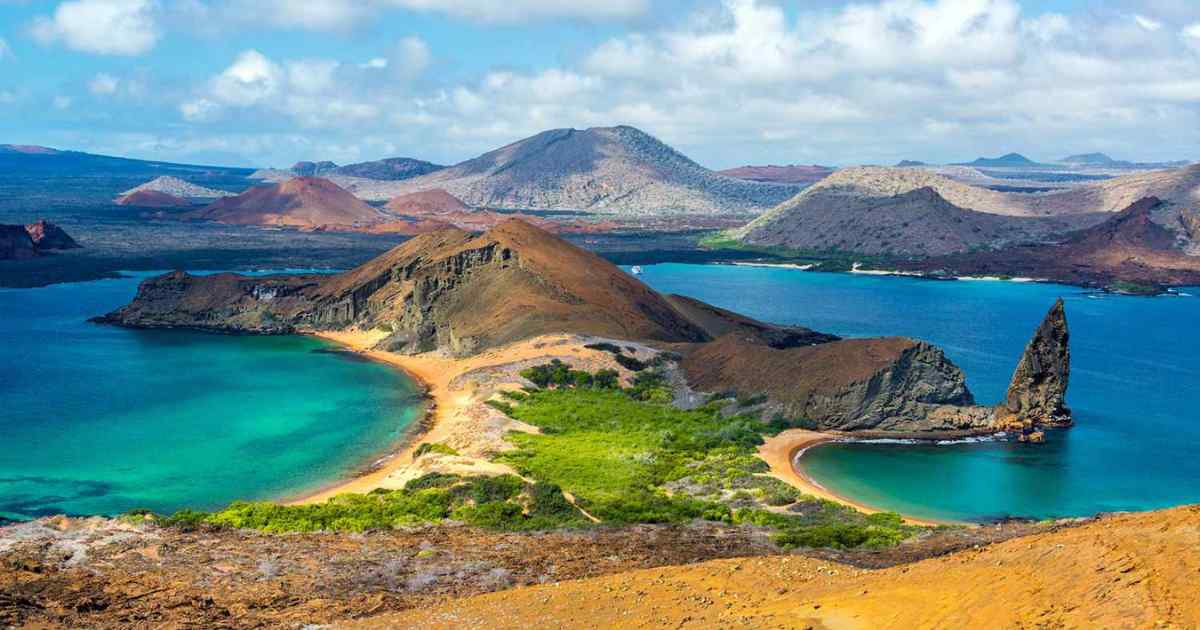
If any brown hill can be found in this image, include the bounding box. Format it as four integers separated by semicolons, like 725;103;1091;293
98;219;710;355
189;177;382;229
114;190;191;208
362;505;1200;629
901;197;1200;288
716;164;834;185
384;189;470;215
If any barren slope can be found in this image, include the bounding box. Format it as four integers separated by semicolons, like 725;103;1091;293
356;505;1200;629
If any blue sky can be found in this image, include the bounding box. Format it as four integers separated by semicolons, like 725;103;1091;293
1;0;1198;168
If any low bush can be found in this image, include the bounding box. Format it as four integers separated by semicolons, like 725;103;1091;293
412;442;459;460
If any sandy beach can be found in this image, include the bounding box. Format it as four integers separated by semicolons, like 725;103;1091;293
758;429;947;526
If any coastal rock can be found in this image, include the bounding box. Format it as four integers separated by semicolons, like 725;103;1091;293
996;299;1072;430
680;333;993;433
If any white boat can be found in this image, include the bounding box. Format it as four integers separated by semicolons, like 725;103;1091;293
630;265;644;275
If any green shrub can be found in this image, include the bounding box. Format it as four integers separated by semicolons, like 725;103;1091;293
413;442;460;459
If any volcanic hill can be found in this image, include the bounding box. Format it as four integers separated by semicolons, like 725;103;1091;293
734;173;1104;256
188;177;383;229
348;126;803;215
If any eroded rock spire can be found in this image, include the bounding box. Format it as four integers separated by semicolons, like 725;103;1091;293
996;299;1071;433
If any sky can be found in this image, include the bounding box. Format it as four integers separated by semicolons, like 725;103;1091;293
0;0;1198;169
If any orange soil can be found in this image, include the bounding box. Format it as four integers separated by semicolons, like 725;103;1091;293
345;505;1200;630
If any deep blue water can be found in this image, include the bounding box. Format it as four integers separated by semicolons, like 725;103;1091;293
0;273;422;521
635;263;1200;522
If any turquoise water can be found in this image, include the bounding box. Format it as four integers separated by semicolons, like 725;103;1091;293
0;273;422;521
635;264;1200;522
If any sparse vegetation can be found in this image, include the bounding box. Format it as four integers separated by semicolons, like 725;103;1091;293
413;442;459;459
146;474;590;533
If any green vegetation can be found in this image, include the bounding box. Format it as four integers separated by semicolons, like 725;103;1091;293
139;474;589;533
1107;281;1164;296
412;442;459;459
519;359;620;390
495;364;915;548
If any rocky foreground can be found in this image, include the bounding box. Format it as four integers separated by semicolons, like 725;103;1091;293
0;512;1061;629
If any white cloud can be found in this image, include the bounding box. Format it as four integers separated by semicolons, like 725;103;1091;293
169;0;1200;166
53;95;72;110
30;0;161;56
383;0;648;23
88;73;120;95
1135;14;1163;31
209;49;282;106
392;36;431;79
1185;22;1200;46
0;37;11;61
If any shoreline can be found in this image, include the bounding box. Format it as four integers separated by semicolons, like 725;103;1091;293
758;429;955;527
283;330;454;504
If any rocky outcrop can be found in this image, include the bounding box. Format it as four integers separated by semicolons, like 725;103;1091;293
24;221;80;250
1;221;80;260
995;299;1071;430
681;333;993;433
